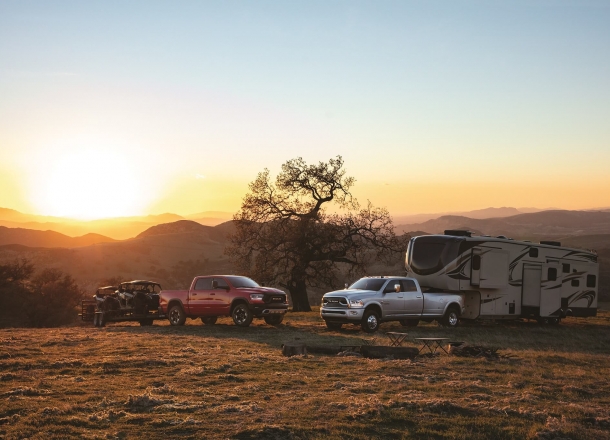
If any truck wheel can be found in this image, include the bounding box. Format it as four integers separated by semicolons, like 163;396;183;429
264;315;284;326
440;306;460;327
201;317;217;325
93;313;99;327
98;312;106;328
168;305;186;326
325;321;343;331
400;319;420;327
232;303;253;327
361;309;380;333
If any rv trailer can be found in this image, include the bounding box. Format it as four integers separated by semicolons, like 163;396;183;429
405;231;598;323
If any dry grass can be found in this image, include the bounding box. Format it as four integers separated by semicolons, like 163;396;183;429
1;310;609;439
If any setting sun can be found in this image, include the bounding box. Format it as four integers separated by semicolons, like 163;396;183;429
27;147;153;219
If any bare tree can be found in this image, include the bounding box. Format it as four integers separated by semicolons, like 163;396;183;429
227;156;408;311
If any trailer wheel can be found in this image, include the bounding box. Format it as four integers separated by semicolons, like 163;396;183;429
440;306;460;328
232;303;253;327
400;319;419;327
361;309;380;333
168;305;186;326
201;317;217;325
264;315;284;326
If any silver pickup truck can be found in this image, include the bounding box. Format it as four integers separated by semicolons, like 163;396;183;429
320;276;465;333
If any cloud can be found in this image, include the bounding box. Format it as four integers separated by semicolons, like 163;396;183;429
195;174;206;180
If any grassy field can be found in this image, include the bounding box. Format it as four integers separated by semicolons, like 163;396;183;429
1;309;609;439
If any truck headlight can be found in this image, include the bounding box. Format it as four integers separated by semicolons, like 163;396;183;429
349;299;364;308
250;294;265;301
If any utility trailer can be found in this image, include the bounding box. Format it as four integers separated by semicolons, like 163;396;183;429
80;281;166;327
405;231;599;324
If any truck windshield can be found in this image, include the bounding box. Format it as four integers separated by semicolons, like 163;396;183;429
226;276;260;288
408;236;462;276
349;278;387;291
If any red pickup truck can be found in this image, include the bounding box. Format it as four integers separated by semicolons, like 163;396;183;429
159;275;288;327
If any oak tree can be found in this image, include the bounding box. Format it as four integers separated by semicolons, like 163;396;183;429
227;156;408;311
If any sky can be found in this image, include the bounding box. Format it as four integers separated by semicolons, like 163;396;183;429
1;0;609;219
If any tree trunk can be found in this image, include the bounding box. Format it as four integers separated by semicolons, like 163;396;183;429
288;279;311;312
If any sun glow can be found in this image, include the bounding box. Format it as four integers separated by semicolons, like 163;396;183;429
28;147;156;220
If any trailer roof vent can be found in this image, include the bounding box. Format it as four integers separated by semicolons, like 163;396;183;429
540;240;561;247
444;230;472;237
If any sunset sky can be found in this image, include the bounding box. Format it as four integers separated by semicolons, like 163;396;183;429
1;1;609;219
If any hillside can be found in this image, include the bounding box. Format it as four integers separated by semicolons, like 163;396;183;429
0;220;235;294
0;226;116;248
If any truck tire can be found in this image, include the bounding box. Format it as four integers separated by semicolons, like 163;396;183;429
264;315;284;326
232;303;253;327
325;321;343;331
201;317;218;325
440;306;460;328
168;305;186;326
361;309;380;333
400;319;420;327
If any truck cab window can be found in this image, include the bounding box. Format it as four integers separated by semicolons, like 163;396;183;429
383;280;400;293
401;280;418;292
215;278;229;290
194;278;213;290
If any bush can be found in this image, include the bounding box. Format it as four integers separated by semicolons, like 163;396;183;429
0;260;83;327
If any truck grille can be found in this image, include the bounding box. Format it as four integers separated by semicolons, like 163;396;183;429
322;297;348;308
264;294;286;304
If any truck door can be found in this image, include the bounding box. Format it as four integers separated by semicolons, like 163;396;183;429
190;277;213;314
210;277;232;314
380;279;406;316
540;261;561;317
401;279;423;316
522;263;542;314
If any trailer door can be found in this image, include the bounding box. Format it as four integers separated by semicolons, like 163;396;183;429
540;261;561;317
479;249;509;289
522;264;542;308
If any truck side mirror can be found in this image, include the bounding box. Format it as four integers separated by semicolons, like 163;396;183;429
212;280;218;289
394;284;401;293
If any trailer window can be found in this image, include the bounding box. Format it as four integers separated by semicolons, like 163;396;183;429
410;236;461;276
587;275;597;288
571;279;579;287
529;248;538;258
563;263;570;273
472;255;481;271
548;268;557;281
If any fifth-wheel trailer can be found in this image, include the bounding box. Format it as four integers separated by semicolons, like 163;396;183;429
405;230;599;323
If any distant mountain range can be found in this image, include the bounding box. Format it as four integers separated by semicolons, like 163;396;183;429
392;206;554;225
0;208;234;240
0;226;116;248
395;210;610;240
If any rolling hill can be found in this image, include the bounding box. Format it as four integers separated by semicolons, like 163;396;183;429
396;210;610;240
